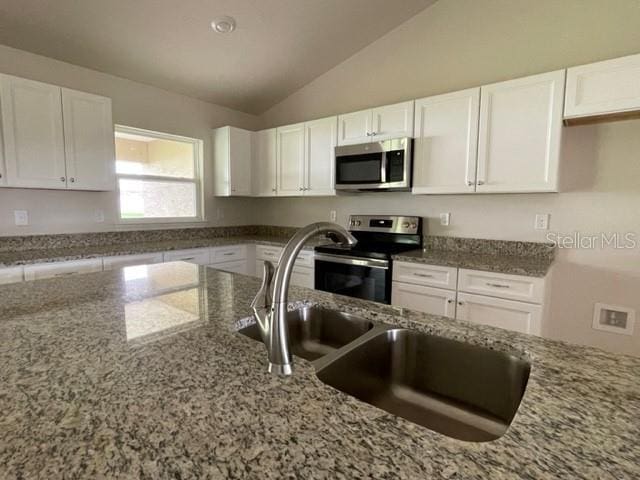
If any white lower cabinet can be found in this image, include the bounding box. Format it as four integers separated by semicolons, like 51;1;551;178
456;292;542;335
23;258;103;281
254;245;315;289
211;260;248;275
0;266;24;285
392;262;547;336
391;282;456;318
163;248;211;265
102;252;164;270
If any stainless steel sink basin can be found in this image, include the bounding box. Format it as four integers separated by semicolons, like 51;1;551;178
315;328;531;442
239;306;375;361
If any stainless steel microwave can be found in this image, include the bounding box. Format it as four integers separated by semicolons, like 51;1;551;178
334;137;412;191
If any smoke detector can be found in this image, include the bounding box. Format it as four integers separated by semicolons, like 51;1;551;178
211;16;236;34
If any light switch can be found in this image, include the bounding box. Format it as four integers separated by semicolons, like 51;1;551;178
330;210;337;222
94;209;105;223
14;210;29;226
534;214;550;230
439;213;451;226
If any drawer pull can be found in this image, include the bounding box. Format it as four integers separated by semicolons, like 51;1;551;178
180;257;196;261
223;252;235;256
414;273;434;278
447;299;453;304
55;271;78;277
486;282;510;289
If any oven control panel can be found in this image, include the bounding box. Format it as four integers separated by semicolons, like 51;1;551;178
348;215;421;235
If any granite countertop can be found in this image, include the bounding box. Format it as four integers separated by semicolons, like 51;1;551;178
393;249;554;277
0;263;637;479
0;235;324;267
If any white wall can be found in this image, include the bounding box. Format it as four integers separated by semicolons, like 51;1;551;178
256;0;640;356
0;45;260;235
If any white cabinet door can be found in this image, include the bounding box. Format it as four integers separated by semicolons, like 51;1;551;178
210;260;248;274
291;266;314;289
476;70;565;193
228;127;252;196
456;292;542;335
163;248;211;265
210;244;247;263
565;53;640;120
103;252;164;270
0;75;67;189
337;109;372;146
371;101;414;141
62;88;115;191
212;126;252;196
0;266;24;285
252;128;277;196
392;282;456;318
276;123;305;196
304;116;336;196
24;259;103;281
413;89;479;194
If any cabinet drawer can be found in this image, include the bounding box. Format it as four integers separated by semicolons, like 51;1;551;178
210;260;248;275
458;268;544;304
0;266;24;285
256;245;282;262
24;258;103;281
293;249;314;267
210;245;247;264
456;292;542;335
393;261;457;290
163;248;211;265
103;252;164;270
392;282;456;318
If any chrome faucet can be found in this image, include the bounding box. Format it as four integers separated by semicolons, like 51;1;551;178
250;222;357;375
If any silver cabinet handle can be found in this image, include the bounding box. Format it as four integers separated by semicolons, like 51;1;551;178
486;282;510;289
447;299;453;304
60;177;66;182
180;257;196;261
466;181;474;186
458;301;464;306
477;180;485;185
272;188;276;192
414;273;434;278
55;271;78;277
70;177;75;183
223;252;234;256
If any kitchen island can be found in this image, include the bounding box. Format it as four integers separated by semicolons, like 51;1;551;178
0;262;638;479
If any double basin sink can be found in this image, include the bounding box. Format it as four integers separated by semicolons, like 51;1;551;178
239;306;530;442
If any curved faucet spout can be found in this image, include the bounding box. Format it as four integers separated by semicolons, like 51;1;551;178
250;222;357;376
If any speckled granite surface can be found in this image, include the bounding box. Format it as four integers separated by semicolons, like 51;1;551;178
0;235;322;267
0;263;637;479
393;249;554;277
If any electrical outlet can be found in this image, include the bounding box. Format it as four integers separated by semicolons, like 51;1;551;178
534;213;550;230
14;210;29;226
439;213;451;226
94;209;105;223
329;210;337;222
592;303;635;335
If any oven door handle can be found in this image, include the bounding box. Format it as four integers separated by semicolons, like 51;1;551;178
315;253;389;269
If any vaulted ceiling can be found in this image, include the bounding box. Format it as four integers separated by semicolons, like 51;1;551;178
0;0;436;113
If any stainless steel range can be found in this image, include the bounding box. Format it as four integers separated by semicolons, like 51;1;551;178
314;215;422;304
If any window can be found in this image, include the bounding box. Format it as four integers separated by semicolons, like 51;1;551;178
114;126;204;222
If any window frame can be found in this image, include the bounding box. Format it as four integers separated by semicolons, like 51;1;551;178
114;125;205;225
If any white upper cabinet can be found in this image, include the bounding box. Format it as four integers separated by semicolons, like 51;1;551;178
276;123;305;196
212;126;252;196
371;101;414;141
0;74;67;189
565;53;640;122
412;88;480;194
304;116;337;196
476;70;565;193
61;88;115;191
252;128;277;196
337;108;371;146
337;101;414;146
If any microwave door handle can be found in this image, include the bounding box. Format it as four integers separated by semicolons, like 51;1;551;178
380;152;387;183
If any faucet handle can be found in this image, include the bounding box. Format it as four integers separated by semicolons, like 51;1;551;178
250;260;275;311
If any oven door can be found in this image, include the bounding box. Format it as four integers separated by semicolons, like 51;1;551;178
314;254;390;304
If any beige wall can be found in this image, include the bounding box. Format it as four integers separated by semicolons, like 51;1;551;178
0;44;260;235
256;0;640;357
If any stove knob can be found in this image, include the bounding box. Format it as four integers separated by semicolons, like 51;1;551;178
355;220;362;226
402;222;410;229
410;223;417;229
